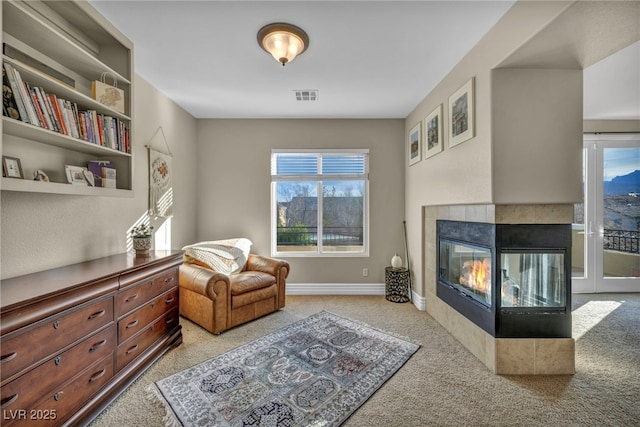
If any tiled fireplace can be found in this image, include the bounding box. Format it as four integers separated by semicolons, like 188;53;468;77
424;204;575;375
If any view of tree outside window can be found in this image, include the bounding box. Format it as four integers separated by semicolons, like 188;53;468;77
271;150;368;256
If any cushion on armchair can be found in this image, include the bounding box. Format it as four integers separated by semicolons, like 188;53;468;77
182;238;252;274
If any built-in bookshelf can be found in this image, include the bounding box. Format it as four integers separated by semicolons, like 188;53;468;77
1;0;134;197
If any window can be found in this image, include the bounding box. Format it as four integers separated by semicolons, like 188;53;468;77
271;149;369;256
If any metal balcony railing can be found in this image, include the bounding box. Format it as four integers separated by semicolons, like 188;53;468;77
603;229;639;254
277;226;363;246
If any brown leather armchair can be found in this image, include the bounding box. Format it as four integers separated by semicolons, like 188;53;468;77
178;253;289;334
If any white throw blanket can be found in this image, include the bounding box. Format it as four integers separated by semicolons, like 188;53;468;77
182;238;252;274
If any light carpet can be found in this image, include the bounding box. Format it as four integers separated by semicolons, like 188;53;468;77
90;294;640;426
147;311;419;426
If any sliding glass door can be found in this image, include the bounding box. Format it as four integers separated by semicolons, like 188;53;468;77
573;134;640;293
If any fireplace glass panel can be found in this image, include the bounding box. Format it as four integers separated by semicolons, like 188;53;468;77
439;240;492;306
500;252;566;308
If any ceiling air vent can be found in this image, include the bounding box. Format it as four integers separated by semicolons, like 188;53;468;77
294;90;318;101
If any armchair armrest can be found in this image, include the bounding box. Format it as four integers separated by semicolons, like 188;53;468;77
179;264;230;301
246;254;290;279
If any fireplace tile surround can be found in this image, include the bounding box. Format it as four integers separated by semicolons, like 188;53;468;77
423;204;575;375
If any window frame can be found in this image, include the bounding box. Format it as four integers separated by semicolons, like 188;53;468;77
270;149;370;257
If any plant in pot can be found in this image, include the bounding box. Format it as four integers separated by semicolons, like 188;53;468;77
131;223;154;256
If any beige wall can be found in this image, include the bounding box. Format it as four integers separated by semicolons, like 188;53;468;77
0;75;198;279
404;0;639;300
195;119;405;284
492;68;583;204
404;1;573;299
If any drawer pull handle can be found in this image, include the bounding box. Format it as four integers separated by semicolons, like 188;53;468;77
53;320;60;329
166;317;175;324
125;294;139;303
89;339;107;352
1;352;17;363
165;297;175;304
164;277;174;283
126;344;139;355
1;394;18;409
54;392;62;402
89;368;107;383
126;319;139;329
55;356;62;365
88;309;106;320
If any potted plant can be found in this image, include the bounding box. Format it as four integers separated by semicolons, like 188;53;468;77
131;223;154;256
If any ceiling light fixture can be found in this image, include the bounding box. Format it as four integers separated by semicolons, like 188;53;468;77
257;23;309;66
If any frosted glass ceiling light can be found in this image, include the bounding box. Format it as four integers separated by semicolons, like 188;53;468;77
258;23;309;66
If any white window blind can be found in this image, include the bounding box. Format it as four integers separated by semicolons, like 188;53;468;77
271;150;369;180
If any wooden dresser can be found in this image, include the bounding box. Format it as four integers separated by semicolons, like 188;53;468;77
0;251;183;426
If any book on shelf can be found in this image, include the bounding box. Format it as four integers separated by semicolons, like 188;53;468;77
11;66;41;126
2;64;23;121
2;64;130;153
28;84;48;130
48;94;67;135
87;160;110;187
3;63;29;123
102;166;116;188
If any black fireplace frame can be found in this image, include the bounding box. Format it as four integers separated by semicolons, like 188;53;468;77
437;220;572;338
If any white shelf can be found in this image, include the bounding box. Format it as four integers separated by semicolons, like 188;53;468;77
3;118;131;158
1;0;134;196
3;0;131;85
1;177;133;197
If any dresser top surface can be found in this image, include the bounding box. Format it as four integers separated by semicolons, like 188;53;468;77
1;251;182;310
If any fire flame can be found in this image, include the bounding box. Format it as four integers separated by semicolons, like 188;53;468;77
460;258;491;292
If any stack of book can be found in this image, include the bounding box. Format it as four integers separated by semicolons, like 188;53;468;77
2;63;130;154
87;160;116;188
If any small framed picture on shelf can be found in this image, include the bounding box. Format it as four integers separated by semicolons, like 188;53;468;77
65;165;88;186
2;156;24;179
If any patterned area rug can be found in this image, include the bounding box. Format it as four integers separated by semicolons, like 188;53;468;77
147;311;420;426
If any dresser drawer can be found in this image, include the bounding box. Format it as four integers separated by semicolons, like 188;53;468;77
118;288;178;344
116;307;179;371
2;354;114;427
0;326;115;419
1;298;114;382
115;267;178;318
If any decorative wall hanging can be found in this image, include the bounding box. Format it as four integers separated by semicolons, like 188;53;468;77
448;77;475;147
408;122;422;165
146;127;173;218
424;104;443;159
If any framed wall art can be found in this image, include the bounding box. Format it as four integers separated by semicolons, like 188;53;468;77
408;122;422;166
448;77;475;147
424;104;443;159
2;156;23;179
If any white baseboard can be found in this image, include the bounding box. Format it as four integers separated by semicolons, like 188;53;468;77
286;283;385;295
411;291;426;311
286;283;426;312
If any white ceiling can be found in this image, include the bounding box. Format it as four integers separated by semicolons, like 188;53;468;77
88;1;640;120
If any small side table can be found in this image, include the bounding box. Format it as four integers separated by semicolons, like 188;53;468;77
385;267;410;303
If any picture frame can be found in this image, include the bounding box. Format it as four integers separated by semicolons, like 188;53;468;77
65;165;88;186
2;156;24;179
448;77;475;147
424;104;443;159
408;122;422;166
